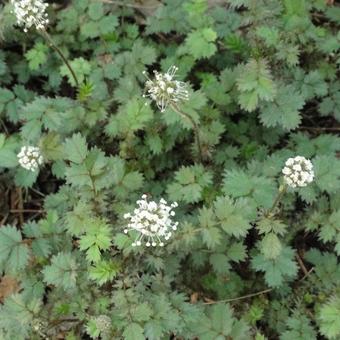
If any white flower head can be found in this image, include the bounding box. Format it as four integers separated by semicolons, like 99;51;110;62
143;66;189;112
124;194;179;247
93;315;111;333
17;146;43;172
11;0;49;32
282;156;314;188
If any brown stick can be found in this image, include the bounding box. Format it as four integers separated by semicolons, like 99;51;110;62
99;0;158;9
10;209;44;213
299;126;340;132
203;288;272;305
16;188;24;226
296;253;309;277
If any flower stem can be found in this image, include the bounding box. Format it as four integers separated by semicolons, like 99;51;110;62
40;30;79;87
265;184;287;218
170;103;203;163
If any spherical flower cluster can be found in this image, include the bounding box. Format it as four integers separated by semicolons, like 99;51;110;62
143;66;189;112
11;0;49;32
282;156;314;188
124;194;179;247
17;146;43;171
94;315;111;333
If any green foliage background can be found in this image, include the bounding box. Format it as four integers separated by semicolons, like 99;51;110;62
0;0;339;339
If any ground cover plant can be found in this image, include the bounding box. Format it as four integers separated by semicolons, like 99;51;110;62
0;0;339;339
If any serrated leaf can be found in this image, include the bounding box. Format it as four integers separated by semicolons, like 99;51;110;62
318;297;340;339
123;323;145;340
25;42;48;71
78;219;112;263
252;247;298;287
0;226;30;274
227;242;247;262
260;233;282;259
210;253;231;274
181;28;217;59
42;252;78;290
259;85;304;130
89;260;120;285
214;196;253;238
0;135;18;168
237;58;276;112
64;133;88;164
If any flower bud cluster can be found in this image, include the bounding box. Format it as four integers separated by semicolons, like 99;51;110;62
282;156;314;188
143;66;189;112
124;195;178;247
17;146;43;171
11;0;49;32
94;315;111;333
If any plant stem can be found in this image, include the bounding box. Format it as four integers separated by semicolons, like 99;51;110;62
0;119;9;135
170;103;203;163
265;184;287;218
40;30;79;87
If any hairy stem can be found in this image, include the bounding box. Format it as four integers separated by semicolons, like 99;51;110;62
40;30;79;87
265;184;287;218
170;103;203;163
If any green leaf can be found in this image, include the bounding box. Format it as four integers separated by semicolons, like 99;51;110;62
60;57;91;86
89;260;120;285
201;227;222;249
314;155;340;193
256;26;279;46
259;85;305;130
300;70;328;100
25;42;48;71
42;252;78;290
40;133;64;161
123;323;145;340
63;133;88;164
281;311;316;340
256;218;287;236
15;167;39;187
0;134;18;168
319;82;340;120
167;165;213;203
0;226;29;274
227;242;247;263
0;88;15;113
132;303;153;322
0;293;41;339
105;97;154;137
88;2;104;20
260;233;282;260
237;58;276;112
305;249;340;290
222;169;276;209
78;219;112;263
181;28;217;59
318;297;340;339
210;253;231;274
251;247;298;287
194;304;250;340
214;196;253;238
